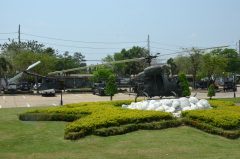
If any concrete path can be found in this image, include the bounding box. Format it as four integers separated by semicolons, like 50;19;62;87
0;90;239;108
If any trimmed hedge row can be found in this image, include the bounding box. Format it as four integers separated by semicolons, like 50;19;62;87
208;100;235;108
19;99;240;140
94;119;182;137
20;100;173;140
183;118;240;139
182;109;240;129
182;100;240;130
64;107;173;139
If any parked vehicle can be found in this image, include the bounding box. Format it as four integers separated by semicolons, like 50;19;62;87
92;83;106;96
39;89;56;96
223;81;237;92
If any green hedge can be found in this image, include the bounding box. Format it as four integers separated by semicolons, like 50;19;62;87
19;99;240;140
20;100;173;140
182;109;240;130
183;118;240;139
64;107;172;139
182;100;240;130
94;120;182;137
208;100;235;108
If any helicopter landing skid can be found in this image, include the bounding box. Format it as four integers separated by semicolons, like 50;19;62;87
134;91;149;102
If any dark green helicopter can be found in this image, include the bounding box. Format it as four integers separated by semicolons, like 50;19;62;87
131;65;183;101
47;54;183;101
47;45;228;101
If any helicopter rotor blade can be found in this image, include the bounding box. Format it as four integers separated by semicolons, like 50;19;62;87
26;61;41;71
8;61;41;84
48;57;146;75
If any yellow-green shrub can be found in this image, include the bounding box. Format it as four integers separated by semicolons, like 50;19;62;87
20;100;172;140
182;109;240;129
208;100;235;108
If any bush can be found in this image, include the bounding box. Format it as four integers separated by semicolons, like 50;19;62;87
19;100;173;140
94;120;182;137
182;100;240;130
183;118;240;139
178;73;190;97
105;75;118;100
208;84;215;99
182;109;240;130
208;100;235;108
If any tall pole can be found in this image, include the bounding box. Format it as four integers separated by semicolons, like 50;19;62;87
18;24;21;44
147;35;150;55
239;40;240;57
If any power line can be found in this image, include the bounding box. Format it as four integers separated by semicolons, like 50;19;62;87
151;41;185;48
0;39;11;41
21;32;146;44
21;39;136;50
0;32;17;34
151;46;180;52
159;45;230;57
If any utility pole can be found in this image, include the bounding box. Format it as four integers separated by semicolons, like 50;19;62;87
18;24;21;44
147;35;150;55
239;40;240;57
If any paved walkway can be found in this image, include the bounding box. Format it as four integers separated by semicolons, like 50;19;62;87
0;90;239;108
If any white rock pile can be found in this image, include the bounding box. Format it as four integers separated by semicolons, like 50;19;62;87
122;97;211;117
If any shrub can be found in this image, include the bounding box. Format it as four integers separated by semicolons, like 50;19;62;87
178;73;190;97
105;75;118;101
183;118;240;139
182;109;240;130
208;100;235;108
19;100;173;140
208;84;215;99
94;120;182;137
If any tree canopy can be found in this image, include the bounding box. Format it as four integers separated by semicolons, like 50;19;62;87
0;39;86;76
102;46;149;76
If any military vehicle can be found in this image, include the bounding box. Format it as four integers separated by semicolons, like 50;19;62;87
132;65;182;101
46;45;228;100
2;61;41;93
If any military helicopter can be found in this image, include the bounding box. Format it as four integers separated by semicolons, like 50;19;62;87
47;53;183;100
131;64;183;101
2;61;41;93
46;45;229;100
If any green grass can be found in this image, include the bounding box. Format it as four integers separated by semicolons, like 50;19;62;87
1;107;240;159
216;97;240;103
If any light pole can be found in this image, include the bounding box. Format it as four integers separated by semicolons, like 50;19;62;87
234;73;236;98
60;90;63;105
60;79;64;105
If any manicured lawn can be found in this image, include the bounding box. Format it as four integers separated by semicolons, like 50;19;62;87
1;107;240;159
217;97;240;103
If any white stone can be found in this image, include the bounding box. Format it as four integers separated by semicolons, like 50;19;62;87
122;97;212;117
189;97;199;104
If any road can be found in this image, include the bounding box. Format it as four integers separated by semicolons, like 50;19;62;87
0;90;239;108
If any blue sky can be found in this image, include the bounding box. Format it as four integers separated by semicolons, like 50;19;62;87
1;0;240;64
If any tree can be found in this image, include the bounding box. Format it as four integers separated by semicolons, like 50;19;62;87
178;73;191;97
92;67;114;83
102;46;149;76
105;75;118;101
0;56;12;91
201;53;227;81
0;39;44;53
174;55;191;74
214;48;240;74
188;48;203;89
73;52;86;67
207;84;215;99
0;57;12;76
167;58;177;76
